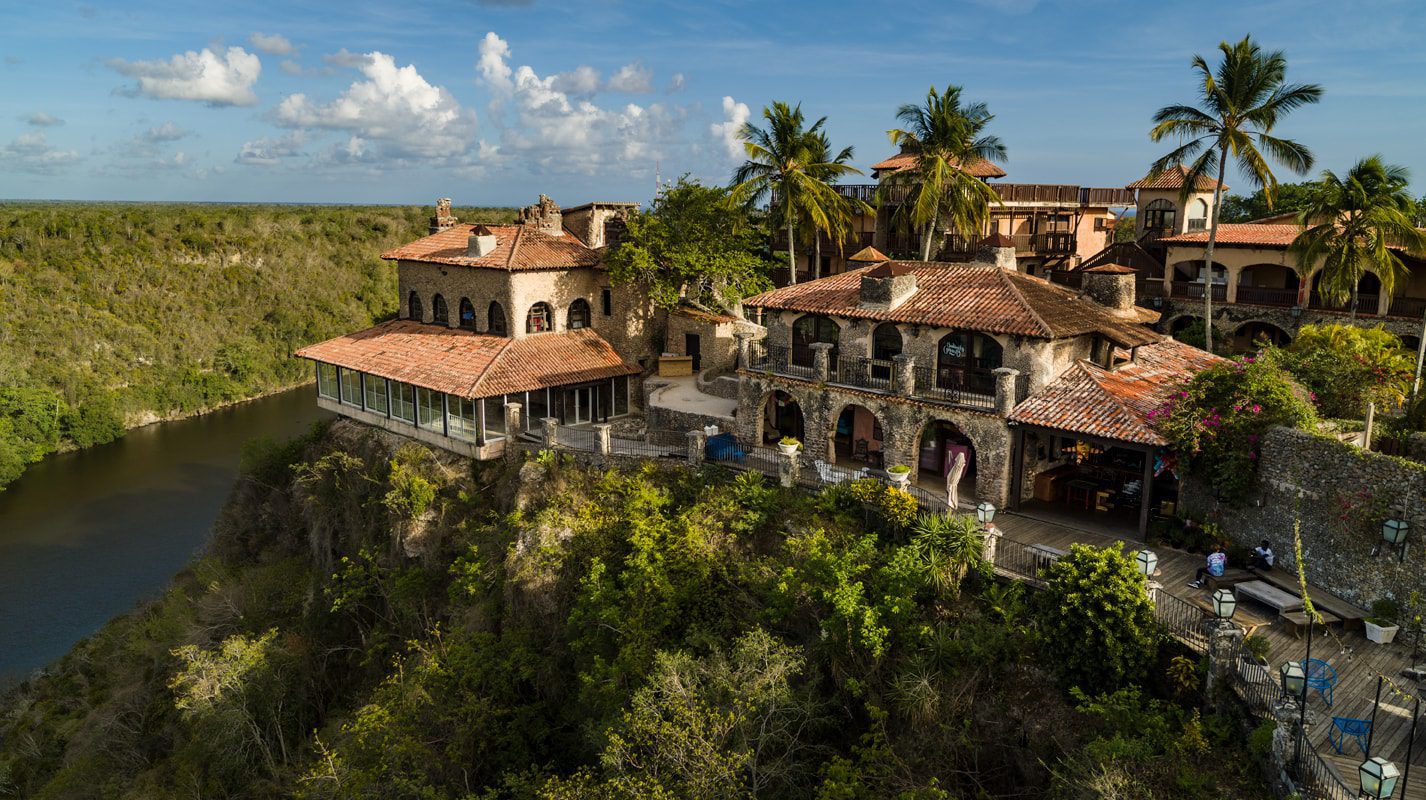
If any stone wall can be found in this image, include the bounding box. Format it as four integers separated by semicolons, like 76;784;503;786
1159;298;1426;348
1181;426;1426;609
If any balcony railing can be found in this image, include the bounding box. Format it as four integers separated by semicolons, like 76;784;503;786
911;365;996;410
781;183;1135;209
1308;292;1376;313
1234;286;1297;307
1169;281;1227;301
744;340;995;411
1389;296;1426;318
1009;231;1075;254
833;356;894;391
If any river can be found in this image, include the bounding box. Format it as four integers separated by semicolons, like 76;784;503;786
0;386;332;687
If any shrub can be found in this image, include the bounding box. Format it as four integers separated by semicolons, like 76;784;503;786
1243;634;1271;662
1277;323;1413;418
1152;355;1316;500
1038;544;1159;693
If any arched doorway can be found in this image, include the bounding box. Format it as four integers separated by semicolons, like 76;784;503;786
488;301;507;335
759;390;804;445
408;291;423;321
791;314;839;369
831;404;884;467
917;420;976;505
1169;315;1202;335
459;298;477;330
871;322;902;384
1232;321;1291;352
936;331;1002;394
432;294;449;325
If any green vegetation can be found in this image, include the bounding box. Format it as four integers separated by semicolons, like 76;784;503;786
1219;181;1317;222
1277;323;1415;418
0;202;509;490
0;430;1271;799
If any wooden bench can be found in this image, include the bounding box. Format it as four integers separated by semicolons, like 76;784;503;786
1236;580;1305;614
1205;568;1255;590
1184;591;1271;638
1250;568;1367;631
1280;609;1342;639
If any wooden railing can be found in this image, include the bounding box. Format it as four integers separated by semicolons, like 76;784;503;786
787;183;1135;208
1389;296;1426;318
1170;281;1227;301
1235;286;1298;307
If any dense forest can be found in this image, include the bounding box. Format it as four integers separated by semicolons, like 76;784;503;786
0;202;510;489
0;422;1273;799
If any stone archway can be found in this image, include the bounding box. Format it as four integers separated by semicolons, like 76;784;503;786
915;419;978;508
1168;315;1203;335
758;390;805;445
1232;320;1292;353
827;403;884;467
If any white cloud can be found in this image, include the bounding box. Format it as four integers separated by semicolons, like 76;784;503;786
323;48;372;69
235;131;306;166
23;112;64;127
279;59;303;76
550;65;600;97
666;72;685;93
248;32;296;56
606;63;653;93
143;122;190;142
1;131;81;173
274;52;476;161
476;32;685;174
108;46;261;107
710;95;750;161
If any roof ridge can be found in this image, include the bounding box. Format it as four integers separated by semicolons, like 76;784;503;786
1000;270;1054;337
505;225;524;270
468;336;516;396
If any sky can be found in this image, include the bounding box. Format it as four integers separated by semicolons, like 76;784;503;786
1;0;1423;207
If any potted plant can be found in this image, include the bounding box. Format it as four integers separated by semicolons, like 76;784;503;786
1365;598;1400;645
886;464;911;488
777;436;801;456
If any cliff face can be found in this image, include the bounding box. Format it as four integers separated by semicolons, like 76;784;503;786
0;422;1271;800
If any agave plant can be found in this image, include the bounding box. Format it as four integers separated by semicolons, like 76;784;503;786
910;512;985;597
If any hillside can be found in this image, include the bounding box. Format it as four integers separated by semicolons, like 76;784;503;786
0;423;1272;799
0;202;511;489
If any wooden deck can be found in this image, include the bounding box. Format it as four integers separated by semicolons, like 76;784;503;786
995;511;1426;799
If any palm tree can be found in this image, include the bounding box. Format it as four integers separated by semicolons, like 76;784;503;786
1149;35;1323;352
1290;157;1426;319
884;85;1006;261
800;130;872;280
730;102;861;284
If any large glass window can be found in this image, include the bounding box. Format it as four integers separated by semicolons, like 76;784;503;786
408;291;423;321
317;363;338;399
363;374;389;416
392;383;416;423
447;397;478;441
596;381;612;421
791;314;840;367
489;301;507;335
526;302;552;333
432;294;449;325
527;387;549;429
483;396;507;438
459;298;476;330
613;376;629;416
567;299;591;330
936;332;1003;394
416;387;444;433
339;367;363;408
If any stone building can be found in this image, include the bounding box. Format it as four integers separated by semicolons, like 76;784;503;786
297;195;680;458
737;240;1216;533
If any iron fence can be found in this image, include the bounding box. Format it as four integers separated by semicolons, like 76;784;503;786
742;444;783;478
910;365;997;410
1292;725;1358;800
834;356;894;391
1230;654;1280;717
556;425;599;451
609;432;685;460
990;535;1061;586
1151;588;1210;651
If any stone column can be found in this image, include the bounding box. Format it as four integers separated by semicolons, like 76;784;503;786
778;449;798;488
541;417;559;449
810;342;834;383
981;523;1002;565
734;332;754;369
1204;621;1244;708
686;430;707;465
892;353;916;397
504;403;523;463
595;424;612;457
1226;265;1241;304
1376;291;1392;317
993;367;1021;416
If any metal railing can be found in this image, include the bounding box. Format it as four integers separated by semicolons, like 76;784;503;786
834;356;894;390
1229;654;1280;717
1389;295;1426;318
608;429;687;460
1151;589;1210;651
745;341;818;380
910;365;997;410
990;535;1061;586
556;425;599;451
1293;725;1358;800
1169;281;1227;301
1235;286;1298;307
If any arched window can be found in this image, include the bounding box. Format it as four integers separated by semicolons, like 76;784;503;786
1143;198;1176;236
1187;198;1209;231
567;298;592;330
526;302;552;334
872;323;902;361
488;301;507;336
791;314;839;368
408;291;423;321
936;331;1002;394
458;298;476;330
432;294;449;325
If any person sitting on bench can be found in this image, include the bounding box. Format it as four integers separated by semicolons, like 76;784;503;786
1188;545;1227;589
1248;540;1274;571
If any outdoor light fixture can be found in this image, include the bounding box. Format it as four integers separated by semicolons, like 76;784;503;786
1358;756;1400;799
1290;305;1303;318
976;502;997;525
1212;588;1238;620
1135;549;1159;579
1281;661;1306;698
1383;519;1409;545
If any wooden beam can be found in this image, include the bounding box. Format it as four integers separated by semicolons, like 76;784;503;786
1139;447;1153;537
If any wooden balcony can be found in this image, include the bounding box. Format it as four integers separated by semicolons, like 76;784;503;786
1234;286;1298;307
1169;281;1226;301
1389;296;1426;318
794;183;1135;209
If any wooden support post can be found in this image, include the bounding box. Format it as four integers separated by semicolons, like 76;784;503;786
1139;447;1154;537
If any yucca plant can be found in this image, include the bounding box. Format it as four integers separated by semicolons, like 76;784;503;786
910;512;984;598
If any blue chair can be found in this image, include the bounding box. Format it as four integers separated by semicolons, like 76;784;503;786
1304;658;1337;707
1329;716;1371;755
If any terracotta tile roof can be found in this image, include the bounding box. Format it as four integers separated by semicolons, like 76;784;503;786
380;223;602;271
847;245;890;263
1159;223;1301;248
673;305;739;324
1126;165;1225;191
295;320;639;399
1009;339;1223;445
870;152;1007;178
1084;263;1137;274
744;262;1161;346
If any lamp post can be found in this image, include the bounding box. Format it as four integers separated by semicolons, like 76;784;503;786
1135;549;1158;580
976;501;996;528
1212;588;1237;620
1383;519;1409;562
1359;756;1401;799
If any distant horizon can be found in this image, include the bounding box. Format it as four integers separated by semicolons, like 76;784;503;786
2;1;1422;204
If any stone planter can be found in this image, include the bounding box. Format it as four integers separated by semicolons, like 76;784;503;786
886;468;911;488
1364;620;1399;645
778;443;799;456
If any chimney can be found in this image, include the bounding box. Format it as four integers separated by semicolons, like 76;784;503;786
467;224;498;258
975;233;1017;270
518;194;563;237
859;262;918;311
1082;263;1139;314
429;197;457;234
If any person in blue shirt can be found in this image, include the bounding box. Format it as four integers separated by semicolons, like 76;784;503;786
1188;544;1227;589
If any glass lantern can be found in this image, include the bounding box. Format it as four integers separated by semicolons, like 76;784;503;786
1280;661;1306;697
1383;519;1409;546
1358;756;1400;799
1135;549;1158;578
1212;588;1237;619
975;502;997;525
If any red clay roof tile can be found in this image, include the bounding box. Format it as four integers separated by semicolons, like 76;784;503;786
1126;165;1225;191
381;223;602;271
1158;223;1301;248
870;152;1007;178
